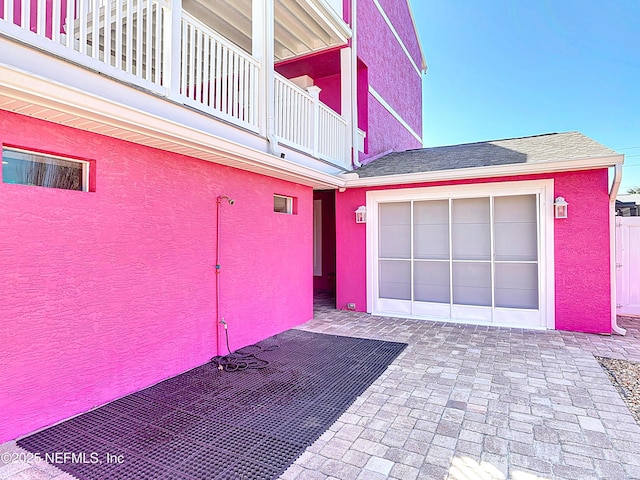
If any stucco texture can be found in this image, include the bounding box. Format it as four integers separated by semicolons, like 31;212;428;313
364;97;422;161
335;169;612;334
0;111;313;442
357;0;423;157
376;0;424;69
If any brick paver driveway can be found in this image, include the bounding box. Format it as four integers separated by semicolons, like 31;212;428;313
284;304;640;480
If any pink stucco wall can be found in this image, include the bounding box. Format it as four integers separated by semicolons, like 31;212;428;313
553;169;611;333
316;74;342;114
0;111;313;442
357;0;423;159
377;0;423;68
336;169;612;334
363;97;422;162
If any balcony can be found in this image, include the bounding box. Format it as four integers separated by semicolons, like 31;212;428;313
0;0;352;168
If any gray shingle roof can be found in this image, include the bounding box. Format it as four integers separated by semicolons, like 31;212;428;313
354;132;617;178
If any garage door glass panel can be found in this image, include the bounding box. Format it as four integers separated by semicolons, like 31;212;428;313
494;223;538;261
379;202;411;258
414;261;450;303
495;263;539;309
414;200;449;260
379;260;411;300
494;195;537;261
452;262;492;306
452;198;490;261
494;194;537;221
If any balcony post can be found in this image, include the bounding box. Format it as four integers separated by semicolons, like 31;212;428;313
307;85;321;159
340;47;353;166
164;0;182;98
253;0;274;139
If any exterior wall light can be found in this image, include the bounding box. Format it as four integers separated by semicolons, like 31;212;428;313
355;205;367;223
554;196;568;219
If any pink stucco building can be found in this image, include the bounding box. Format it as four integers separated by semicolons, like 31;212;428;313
0;0;624;444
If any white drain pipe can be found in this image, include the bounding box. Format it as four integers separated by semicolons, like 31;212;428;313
350;0;361;168
609;163;626;335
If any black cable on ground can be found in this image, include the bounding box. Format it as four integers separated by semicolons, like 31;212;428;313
212;322;279;372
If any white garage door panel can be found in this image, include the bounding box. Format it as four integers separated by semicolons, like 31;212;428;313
413;301;451;318
376;298;412;315
451;304;492;322
493;308;541;328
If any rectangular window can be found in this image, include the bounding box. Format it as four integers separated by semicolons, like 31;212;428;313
2;148;89;192
274;194;293;214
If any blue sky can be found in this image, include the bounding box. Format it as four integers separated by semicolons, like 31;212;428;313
409;0;640;192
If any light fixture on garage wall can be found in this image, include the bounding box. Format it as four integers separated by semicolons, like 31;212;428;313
554;196;568;219
355;205;367;223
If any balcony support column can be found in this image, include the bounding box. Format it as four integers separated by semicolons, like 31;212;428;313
165;0;182;98
253;0;275;146
340;47;353;166
349;0;360;167
307;85;321;159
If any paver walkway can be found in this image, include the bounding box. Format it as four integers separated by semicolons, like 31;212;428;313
2;299;640;479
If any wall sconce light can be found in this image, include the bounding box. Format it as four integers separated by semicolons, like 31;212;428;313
355;205;367;223
554;196;568;219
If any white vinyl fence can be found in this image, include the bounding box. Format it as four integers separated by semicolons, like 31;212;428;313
616;216;640;316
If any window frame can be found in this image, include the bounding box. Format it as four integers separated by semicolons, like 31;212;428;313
1;147;91;192
274;194;294;214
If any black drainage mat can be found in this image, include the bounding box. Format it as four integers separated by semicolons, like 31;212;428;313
18;329;407;480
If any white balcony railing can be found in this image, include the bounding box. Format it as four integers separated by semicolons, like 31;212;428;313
274;73;313;154
275;73;348;167
0;0;167;89
0;0;350;167
318;102;348;165
180;12;260;130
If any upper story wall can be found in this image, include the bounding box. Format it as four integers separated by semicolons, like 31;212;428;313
357;0;424;161
376;0;424;66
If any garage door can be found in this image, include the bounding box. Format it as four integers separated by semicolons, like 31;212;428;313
368;181;554;329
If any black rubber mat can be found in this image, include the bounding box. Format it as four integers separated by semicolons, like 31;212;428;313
18;329;407;480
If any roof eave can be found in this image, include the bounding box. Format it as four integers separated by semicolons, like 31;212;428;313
345;154;625;188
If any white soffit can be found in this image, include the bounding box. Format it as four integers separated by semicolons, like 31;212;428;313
184;0;351;62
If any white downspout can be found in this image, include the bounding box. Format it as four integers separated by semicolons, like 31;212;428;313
609;163;626;335
350;0;360;168
254;0;281;157
265;6;281;159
